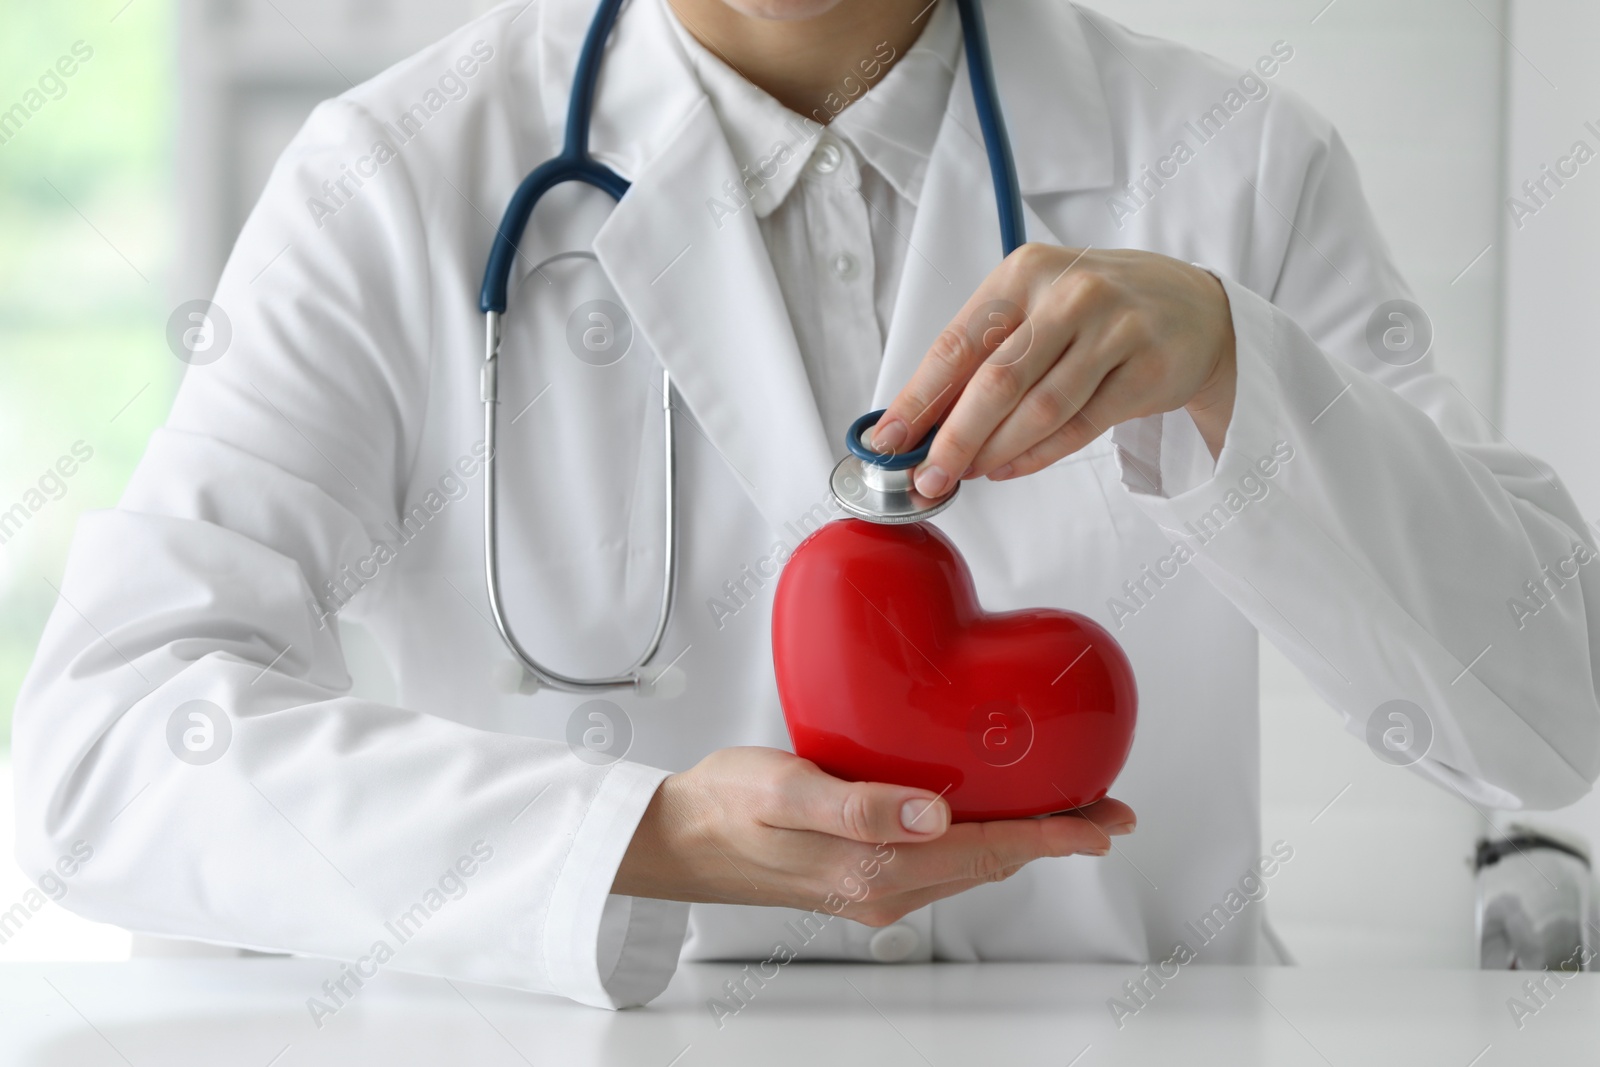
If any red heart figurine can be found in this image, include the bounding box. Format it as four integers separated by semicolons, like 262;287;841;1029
772;519;1137;822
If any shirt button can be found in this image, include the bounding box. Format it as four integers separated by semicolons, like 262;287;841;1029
812;140;843;175
832;252;860;281
868;924;919;962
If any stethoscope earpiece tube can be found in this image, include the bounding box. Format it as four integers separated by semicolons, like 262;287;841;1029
479;0;669;695
478;0;631;314
479;159;629;313
954;0;1024;258
482;0;1023;686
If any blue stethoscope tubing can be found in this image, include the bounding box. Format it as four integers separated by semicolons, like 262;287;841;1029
479;0;1023;694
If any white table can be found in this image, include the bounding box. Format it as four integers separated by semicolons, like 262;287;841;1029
1;959;1591;1065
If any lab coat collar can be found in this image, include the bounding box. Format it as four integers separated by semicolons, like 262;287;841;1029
552;0;836;530
531;0;1115;529
594;97;840;532
871;4;1109;409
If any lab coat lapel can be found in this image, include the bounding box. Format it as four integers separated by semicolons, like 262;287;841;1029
541;0;833;533
872;105;1018;407
874;0;1115;405
591;101;836;534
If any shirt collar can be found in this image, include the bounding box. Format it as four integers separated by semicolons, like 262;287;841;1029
538;0;1116;203
661;0;960;215
828;0;959;206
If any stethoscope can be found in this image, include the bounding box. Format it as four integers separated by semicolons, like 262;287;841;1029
480;0;1024;695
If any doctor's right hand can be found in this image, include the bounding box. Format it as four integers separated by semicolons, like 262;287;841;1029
612;747;1135;925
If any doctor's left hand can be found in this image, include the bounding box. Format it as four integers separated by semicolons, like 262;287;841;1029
613;747;1134;924
869;245;1238;490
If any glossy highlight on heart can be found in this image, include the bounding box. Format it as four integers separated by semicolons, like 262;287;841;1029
772;519;1137;822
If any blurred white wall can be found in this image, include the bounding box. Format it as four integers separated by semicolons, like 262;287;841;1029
1504;0;1600;515
1501;0;1600;876
168;0;1535;969
174;0;500;304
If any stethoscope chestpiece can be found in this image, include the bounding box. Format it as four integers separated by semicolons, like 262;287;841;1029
829;409;958;525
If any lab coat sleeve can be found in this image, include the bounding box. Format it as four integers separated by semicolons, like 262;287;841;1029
10;97;688;1008
1109;103;1600;811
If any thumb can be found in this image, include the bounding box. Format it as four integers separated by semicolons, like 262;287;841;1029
773;764;951;843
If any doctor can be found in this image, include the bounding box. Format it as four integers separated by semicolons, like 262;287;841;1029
14;0;1600;1012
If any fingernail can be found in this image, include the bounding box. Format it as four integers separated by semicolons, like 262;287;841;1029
1106;818;1136;836
871;418;908;454
901;798;947;834
1084;846;1111;857
989;463;1014;481
915;465;951;497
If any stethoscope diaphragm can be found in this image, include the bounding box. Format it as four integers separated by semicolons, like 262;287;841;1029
829;409;959;525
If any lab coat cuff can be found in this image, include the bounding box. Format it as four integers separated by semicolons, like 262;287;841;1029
544;760;689;1009
1110;409;1215;499
1109;265;1250;499
1112;269;1285;522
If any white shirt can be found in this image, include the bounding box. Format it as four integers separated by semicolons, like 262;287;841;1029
664;0;960;452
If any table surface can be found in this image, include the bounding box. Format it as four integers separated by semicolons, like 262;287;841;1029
1;959;1592;1066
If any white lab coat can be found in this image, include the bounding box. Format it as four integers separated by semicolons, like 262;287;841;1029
14;0;1600;1009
